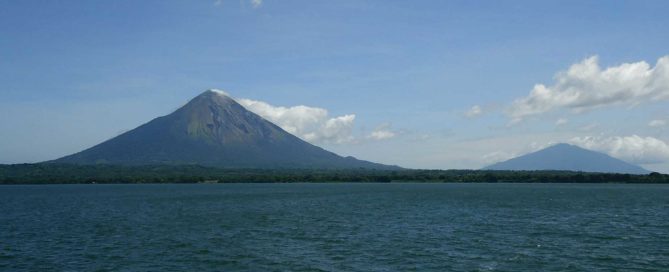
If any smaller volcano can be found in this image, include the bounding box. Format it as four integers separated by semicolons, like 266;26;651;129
483;143;649;174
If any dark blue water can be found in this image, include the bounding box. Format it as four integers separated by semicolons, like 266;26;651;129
1;183;668;271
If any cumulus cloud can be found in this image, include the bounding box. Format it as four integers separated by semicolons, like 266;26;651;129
305;114;356;144
649;119;667;127
367;124;396;140
465;105;483;118
235;97;356;144
508;55;669;122
570;135;669;164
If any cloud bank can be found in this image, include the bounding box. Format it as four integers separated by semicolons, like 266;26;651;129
508;55;669;122
570;135;669;164
236;98;355;144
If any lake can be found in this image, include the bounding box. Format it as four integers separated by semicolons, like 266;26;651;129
1;183;668;271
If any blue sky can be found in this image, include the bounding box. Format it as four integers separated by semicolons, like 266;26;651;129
2;0;669;172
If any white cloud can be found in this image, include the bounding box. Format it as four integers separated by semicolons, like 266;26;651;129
305;114;356;144
250;0;262;8
649;119;667;127
235;97;356;144
213;91;400;145
570;135;669;164
465;105;483;118
508;55;669;122
367;124;396;140
555;118;568;126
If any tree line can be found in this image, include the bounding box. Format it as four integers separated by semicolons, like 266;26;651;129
0;164;667;184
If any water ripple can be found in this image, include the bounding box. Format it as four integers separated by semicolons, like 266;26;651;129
0;183;668;271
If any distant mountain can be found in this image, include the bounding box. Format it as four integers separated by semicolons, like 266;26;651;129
52;90;400;170
483;143;649;174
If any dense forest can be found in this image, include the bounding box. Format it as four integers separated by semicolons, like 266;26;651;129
0;164;667;184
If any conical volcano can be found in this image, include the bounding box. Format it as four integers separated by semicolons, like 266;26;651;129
53;90;399;169
483;143;649;174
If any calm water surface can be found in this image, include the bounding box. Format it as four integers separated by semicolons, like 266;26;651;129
0;183;668;271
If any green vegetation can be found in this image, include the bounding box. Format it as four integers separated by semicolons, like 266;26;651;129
0;164;667;184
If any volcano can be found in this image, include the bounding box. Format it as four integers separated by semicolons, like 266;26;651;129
53;90;399;169
483;143;649;174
